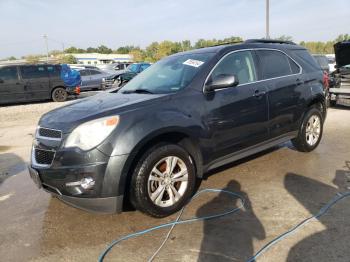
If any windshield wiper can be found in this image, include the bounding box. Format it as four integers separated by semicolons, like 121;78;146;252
122;89;154;94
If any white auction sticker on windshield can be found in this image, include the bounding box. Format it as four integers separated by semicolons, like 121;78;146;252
183;59;204;68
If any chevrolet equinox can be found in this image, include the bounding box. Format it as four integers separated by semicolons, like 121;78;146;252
29;39;327;217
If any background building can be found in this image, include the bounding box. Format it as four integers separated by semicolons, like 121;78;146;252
71;53;133;65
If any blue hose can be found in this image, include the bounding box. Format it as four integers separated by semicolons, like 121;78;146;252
246;191;350;262
98;189;246;261
98;189;350;262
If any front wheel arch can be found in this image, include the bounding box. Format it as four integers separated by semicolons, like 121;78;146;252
120;132;202;210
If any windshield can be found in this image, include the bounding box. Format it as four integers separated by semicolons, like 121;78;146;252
121;52;214;94
127;64;139;73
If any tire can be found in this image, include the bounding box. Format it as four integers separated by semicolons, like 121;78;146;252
329;99;337;107
292;106;324;152
130;144;196;218
52;87;68;102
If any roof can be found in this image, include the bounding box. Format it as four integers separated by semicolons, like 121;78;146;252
173;39;305;57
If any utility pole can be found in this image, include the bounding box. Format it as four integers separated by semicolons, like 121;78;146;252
266;0;270;39
43;34;49;62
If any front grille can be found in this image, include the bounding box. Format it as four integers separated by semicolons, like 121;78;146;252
34;149;55;165
38;127;62;139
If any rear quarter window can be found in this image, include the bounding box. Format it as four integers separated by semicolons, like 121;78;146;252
291;50;321;73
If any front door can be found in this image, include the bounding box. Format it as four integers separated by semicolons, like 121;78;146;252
204;50;269;161
0;66;26;104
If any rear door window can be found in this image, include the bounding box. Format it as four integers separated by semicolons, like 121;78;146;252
257;50;294;79
79;69;89;76
20;65;48;79
47;65;60;77
0;66;18;82
89;69;102;75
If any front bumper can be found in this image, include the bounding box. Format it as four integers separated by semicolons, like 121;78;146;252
55;191;123;214
30;133;129;213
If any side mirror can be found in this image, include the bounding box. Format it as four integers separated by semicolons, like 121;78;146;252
204;74;239;92
0;79;4;84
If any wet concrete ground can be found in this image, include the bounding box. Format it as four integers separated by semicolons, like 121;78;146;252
0;100;350;262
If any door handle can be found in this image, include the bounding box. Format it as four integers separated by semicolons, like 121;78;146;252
253;90;266;98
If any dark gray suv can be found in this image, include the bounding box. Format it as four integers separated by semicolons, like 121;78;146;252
0;64;79;105
29;40;327;217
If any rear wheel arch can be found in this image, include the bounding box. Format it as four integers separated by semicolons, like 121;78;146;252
307;95;326;117
51;86;68;102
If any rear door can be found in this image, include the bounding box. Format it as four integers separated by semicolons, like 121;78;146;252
0;66;26;104
88;69;104;88
19;65;51;101
79;69;92;90
256;49;303;138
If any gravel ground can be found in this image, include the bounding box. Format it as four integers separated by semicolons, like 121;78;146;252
0;96;350;262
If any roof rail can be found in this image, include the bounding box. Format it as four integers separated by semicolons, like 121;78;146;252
197;40;243;49
245;39;297;45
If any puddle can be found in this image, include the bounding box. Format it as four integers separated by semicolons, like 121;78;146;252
0;153;26;185
0;146;12;152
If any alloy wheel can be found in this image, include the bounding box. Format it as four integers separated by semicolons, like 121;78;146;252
305;115;321;146
147;156;188;207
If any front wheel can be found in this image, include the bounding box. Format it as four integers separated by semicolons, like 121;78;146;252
52;87;68;102
130;144;196;218
292;107;324;152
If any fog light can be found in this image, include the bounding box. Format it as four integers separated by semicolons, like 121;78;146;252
66;177;95;190
81;177;95;189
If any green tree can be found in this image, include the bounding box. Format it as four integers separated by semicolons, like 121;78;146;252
335;34;350;42
25;55;42;64
65;46;86;53
60;54;77;64
96;45;112;54
7;56;17;60
129;48;146;62
275;35;293;42
86;47;98;53
115;45;135;54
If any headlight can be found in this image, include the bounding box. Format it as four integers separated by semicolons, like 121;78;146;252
102;77;106;82
64;116;119;151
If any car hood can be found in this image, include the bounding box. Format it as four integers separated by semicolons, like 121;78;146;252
39;92;167;133
334;41;350;67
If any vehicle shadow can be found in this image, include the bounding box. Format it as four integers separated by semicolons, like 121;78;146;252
330;103;350;110
284;162;350;262
0;152;27;185
196;180;265;261
203;144;286;181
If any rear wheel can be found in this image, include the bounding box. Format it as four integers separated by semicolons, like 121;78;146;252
130;144;196;218
52;87;68;102
292;106;323;152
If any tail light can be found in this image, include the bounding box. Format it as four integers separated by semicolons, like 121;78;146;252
75;86;81;95
323;71;329;90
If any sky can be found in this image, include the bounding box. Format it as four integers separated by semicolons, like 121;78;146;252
0;0;349;59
